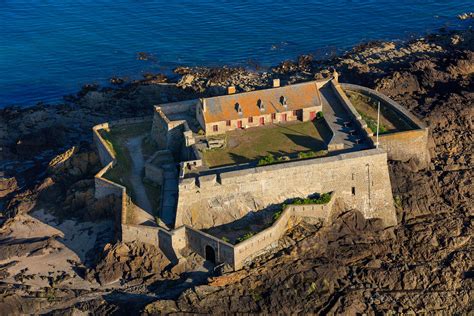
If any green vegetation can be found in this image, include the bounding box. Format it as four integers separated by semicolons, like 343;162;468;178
306;282;318;296
359;111;388;134
272;193;332;223
236;232;255;243
297;150;327;159
394;195;403;209
251;292;263;302
316;111;324;119
292;192;332;205
221;236;230;243
202;120;328;167
257;154;277;166
99;122;151;199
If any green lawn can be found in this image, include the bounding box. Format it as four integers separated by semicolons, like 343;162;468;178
99;122;151;199
202;120;328;168
343;90;418;135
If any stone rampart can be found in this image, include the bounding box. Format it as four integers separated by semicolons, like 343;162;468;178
92;116;152;165
233;193;337;269
373;129;430;165
339;83;430;166
158;99;197;116
185;226;235;266
175;148;397;230
330;81;375;146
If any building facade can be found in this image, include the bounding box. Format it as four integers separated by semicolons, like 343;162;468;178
196;80;323;135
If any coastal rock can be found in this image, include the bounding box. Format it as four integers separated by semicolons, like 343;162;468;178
0;177;18;198
91;241;170;285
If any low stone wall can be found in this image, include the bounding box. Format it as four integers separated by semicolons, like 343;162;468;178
92;116;152;165
338;83;430;165
185;226;235;266
158;99;197;116
233;192;337;269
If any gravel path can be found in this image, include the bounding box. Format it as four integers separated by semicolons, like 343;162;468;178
125;136;154;224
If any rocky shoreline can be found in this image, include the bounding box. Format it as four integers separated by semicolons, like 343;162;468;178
0;27;472;314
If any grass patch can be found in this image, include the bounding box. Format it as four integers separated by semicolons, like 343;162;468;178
359;111;388;134
297;150;327;159
202;120;328;167
272;193;332;223
292;192;332;205
99;122;151;201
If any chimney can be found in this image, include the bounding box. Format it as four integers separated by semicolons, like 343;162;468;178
273;78;280;88
227;86;236;94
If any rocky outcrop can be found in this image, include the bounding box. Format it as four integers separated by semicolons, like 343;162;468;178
89;241;171;285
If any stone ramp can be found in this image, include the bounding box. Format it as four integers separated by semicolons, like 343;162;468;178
125;136;155;226
320;85;367;151
160;164;179;227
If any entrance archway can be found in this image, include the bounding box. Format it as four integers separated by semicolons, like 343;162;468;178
205;245;216;264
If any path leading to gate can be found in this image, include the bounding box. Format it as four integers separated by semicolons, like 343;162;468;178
125;136;155;226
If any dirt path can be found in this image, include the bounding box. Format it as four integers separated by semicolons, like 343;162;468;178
125;136;154;225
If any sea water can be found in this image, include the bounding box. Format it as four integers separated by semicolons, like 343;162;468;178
0;0;471;107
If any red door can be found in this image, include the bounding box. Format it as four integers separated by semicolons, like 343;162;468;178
259;117;265;125
282;114;287;122
237;120;242;128
310;111;316;121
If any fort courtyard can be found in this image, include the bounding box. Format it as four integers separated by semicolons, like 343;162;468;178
201;119;329;167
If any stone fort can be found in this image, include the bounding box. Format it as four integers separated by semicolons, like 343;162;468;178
93;73;429;270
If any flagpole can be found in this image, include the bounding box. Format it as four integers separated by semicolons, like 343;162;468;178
376;101;380;148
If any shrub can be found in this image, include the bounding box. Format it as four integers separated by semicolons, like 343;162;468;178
292;193;332;205
236;232;255;243
297;150;327;159
316;111;324;119
257;154;276;166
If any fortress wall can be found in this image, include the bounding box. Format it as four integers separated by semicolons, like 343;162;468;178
233;193;337;269
145;164;164;185
92;123;114;166
330;81;375;146
151;110;169;149
175;149;397;230
339;83;430;166
159;99;197;116
122;224;160;245
372;129;430;165
93;117;152;165
185;225;235;266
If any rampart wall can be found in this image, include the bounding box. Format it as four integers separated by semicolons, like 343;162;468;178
175;148;397;230
233;194;337;269
337;83;430;166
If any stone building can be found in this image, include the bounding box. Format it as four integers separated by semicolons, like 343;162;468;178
196;80;323;135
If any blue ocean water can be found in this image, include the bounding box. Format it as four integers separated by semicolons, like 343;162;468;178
0;1;472;107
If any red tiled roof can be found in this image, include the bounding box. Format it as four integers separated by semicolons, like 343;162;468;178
202;81;321;123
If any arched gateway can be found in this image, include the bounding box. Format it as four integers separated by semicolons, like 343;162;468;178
205;245;216;264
